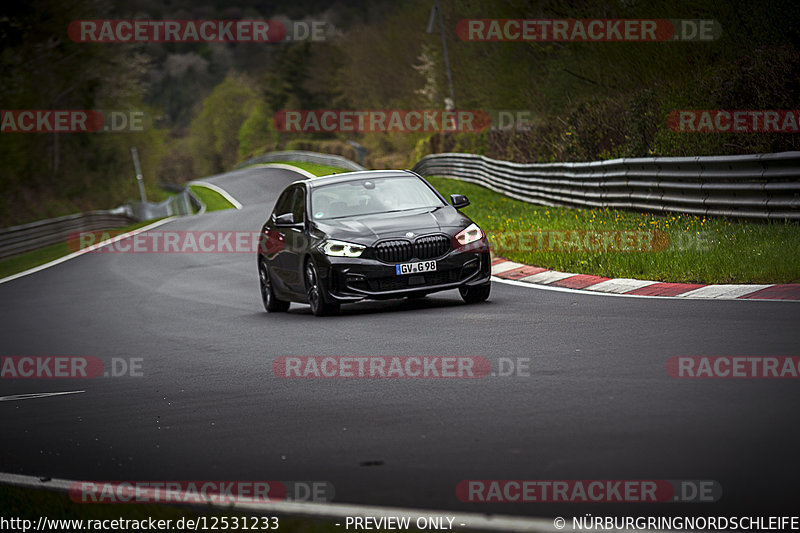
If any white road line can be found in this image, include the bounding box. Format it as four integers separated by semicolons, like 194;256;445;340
190;163;318;210
0;472;564;533
0;217;176;285
0;390;85;402
188;181;244;209
189;164;349;213
676;284;773;299
250;163;319;179
491;261;525;274
519;270;574;284
584;278;659;294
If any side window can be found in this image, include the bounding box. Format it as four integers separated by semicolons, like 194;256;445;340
273;189;294;218
290;187;306;223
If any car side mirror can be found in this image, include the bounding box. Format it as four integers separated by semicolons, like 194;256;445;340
274;213;296;226
450;194;470;209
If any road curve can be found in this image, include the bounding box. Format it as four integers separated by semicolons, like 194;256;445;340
1;166;799;518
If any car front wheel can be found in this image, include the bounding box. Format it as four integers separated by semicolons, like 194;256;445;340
259;261;290;312
305;261;340;316
459;282;491;304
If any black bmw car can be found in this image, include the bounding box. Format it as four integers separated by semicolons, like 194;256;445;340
257;170;491;316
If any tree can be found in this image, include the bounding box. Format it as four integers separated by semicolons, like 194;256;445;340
189;75;259;176
239;101;279;158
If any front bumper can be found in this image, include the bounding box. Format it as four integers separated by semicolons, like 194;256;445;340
315;248;492;303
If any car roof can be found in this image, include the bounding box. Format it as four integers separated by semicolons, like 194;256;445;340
291;169;420;189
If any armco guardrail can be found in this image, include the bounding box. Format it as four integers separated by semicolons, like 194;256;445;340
0;187;205;262
130;189;195;220
238;150;366;171
412;152;800;220
0;210;137;261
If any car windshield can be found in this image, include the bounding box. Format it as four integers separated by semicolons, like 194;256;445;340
310;176;445;220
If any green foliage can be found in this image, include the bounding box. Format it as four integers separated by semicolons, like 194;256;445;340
238;101;279;158
651;46;800;156
188;75;258;176
157;136;196;184
330;0;800;163
4;0;800;229
0;0;168;227
263;43;316;111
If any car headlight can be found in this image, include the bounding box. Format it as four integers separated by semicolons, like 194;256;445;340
321;239;365;257
455;223;484;246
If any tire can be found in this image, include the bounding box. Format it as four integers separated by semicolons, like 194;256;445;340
305;261;340;316
259;261;290;312
459;282;491;304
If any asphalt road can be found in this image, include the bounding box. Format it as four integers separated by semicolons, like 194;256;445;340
1;166;799;519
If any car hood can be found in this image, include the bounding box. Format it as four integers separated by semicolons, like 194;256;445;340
314;206;473;243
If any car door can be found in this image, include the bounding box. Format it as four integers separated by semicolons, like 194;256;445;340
267;188;296;294
283;186;309;293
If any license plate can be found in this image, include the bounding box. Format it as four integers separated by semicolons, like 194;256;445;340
396;260;437;275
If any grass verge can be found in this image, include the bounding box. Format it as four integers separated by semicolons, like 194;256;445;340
188;184;236;212
0;219;163;281
427;177;800;285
